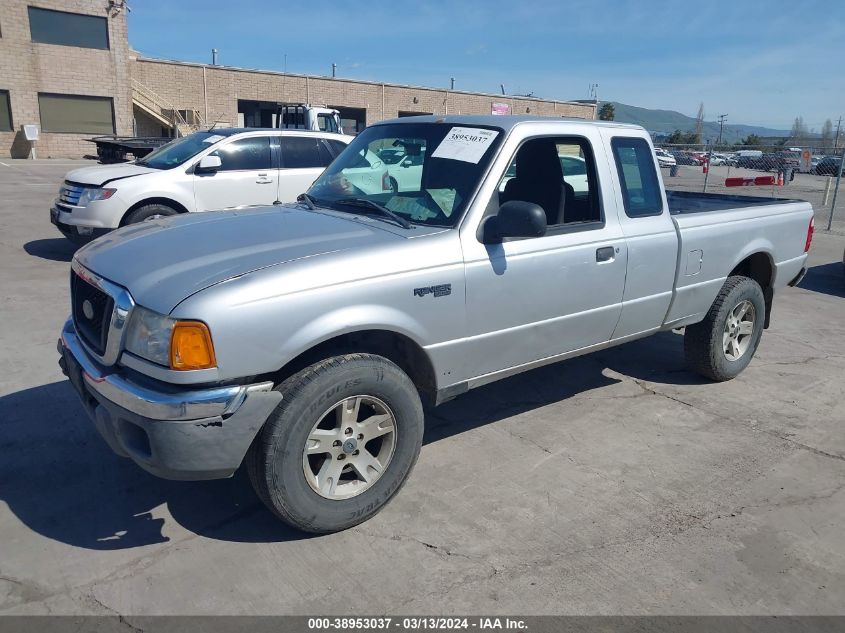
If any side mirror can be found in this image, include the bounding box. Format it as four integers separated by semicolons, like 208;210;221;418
401;158;413;168
196;155;222;173
482;200;547;243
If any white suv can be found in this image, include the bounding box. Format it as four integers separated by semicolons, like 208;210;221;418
51;129;352;244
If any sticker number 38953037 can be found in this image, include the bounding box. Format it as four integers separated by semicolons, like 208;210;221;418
430;127;499;164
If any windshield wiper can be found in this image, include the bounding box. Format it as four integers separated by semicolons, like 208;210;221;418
333;198;413;229
297;193;316;210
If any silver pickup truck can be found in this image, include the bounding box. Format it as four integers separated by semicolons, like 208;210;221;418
58;115;814;533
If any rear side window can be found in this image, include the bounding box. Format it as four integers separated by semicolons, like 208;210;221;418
210;137;272;171
611;137;663;217
325;139;349;157
282;136;332;168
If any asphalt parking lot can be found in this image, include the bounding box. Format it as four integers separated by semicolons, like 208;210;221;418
1;159;844;616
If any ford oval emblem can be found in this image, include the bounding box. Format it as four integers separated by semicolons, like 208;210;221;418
82;299;95;320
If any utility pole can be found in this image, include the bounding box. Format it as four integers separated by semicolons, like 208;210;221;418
331;63;336;78
717;114;728;146
834;116;842;149
450;77;455;90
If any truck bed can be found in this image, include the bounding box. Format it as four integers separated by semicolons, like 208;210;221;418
667;190;791;215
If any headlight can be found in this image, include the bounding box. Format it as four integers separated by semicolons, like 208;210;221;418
77;187;116;207
124;306;217;370
124;306;176;366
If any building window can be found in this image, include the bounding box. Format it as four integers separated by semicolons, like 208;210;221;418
28;7;109;50
0;91;12;132
38;94;115;134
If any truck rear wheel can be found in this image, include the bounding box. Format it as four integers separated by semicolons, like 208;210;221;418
247;354;424;533
683;275;765;381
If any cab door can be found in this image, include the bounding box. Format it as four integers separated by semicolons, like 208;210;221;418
459;129;628;380
193;135;278;211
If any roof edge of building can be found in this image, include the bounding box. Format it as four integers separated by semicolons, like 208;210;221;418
133;55;595;109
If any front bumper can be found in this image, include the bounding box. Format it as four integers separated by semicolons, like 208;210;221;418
50;206;111;243
59;319;282;480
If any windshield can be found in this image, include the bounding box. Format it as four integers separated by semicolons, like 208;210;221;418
138;132;226;169
307;122;503;228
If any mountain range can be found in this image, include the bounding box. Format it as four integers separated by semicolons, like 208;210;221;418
600;102;790;143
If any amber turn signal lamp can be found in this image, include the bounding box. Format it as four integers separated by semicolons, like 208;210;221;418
170;321;217;370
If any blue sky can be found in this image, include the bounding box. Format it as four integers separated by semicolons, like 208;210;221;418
127;0;844;131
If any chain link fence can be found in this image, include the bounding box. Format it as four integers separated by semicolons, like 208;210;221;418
657;143;845;232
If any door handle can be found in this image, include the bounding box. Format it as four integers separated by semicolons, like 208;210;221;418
255;179;274;184
596;246;616;263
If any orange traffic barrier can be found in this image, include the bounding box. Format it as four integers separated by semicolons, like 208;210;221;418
725;176;777;187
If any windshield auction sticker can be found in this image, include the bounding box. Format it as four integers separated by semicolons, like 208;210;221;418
431;127;499;163
202;134;226;144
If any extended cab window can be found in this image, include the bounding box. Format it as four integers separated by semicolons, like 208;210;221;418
210;137;272;171
282;136;332;168
611;137;663;217
498;136;602;228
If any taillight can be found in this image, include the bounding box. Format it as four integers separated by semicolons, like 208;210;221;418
382;171;390;191
804;217;814;253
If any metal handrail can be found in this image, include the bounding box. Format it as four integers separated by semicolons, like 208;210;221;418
131;79;204;134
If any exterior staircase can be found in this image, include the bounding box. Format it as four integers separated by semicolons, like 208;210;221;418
131;79;205;136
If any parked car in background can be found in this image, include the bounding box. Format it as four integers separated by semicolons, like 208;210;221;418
654;148;677;168
51;129;352;244
709;153;737;166
671;151;702;166
58;115;814;533
386;149;425;192
377;148;406;165
336;148;393;193
815;156;843;176
735;150;763;169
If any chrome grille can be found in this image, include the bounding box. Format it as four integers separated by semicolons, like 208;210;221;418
58;181;85;210
71;270;114;356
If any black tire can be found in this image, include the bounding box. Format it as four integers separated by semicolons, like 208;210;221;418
389;177;399;193
247;354;424;533
684;275;766;381
122;203;179;226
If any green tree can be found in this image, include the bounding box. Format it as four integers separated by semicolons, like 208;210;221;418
666;129;699;145
598;102;615;121
739;133;761;146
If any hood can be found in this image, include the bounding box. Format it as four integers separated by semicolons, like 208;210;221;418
64;163;160;187
74;206;399;314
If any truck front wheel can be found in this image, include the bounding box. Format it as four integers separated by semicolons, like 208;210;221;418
683;275;765;381
247;354;424;533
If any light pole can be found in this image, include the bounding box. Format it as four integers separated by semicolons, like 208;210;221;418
717;114;728;146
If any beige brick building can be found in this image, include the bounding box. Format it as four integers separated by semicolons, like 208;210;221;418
0;0;595;159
